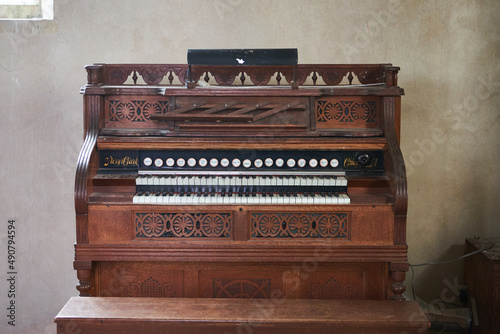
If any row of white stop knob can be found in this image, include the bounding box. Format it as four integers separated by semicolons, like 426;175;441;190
144;157;340;169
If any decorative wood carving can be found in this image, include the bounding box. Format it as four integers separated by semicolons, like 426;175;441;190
251;213;349;239
316;97;380;129
83;63;398;88
390;270;406;301
135;213;232;238
317;101;377;123
307;277;355;299
213;279;271;299
108;100;169;123
129;276;176;298
102;64;188;85
76;269;92;297
104;95;170;129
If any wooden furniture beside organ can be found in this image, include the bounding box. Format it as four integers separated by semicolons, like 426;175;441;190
62;57;425;331
465;237;500;333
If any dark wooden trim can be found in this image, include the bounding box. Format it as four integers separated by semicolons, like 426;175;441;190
81;63;403;89
74;243;408;263
74;95;100;215
381;96;408;245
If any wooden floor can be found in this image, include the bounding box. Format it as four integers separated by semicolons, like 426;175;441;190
55;297;430;334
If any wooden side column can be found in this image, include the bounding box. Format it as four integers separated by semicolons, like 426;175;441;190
74;260;93;296
390;262;409;301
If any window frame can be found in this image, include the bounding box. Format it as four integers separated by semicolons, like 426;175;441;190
0;0;53;20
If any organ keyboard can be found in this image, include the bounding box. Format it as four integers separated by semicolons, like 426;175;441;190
72;52;410;306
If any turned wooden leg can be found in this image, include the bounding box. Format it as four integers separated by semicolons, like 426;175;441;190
390;270;406;300
74;261;93;296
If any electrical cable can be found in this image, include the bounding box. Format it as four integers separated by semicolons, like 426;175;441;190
409;241;495;333
409;241;495;301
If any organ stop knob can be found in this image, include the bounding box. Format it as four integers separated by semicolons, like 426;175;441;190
357;153;372;166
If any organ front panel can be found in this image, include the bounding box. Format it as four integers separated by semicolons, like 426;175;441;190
74;55;408;301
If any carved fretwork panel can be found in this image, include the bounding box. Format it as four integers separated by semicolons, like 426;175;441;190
251;212;349;239
97;262;183;298
135;212;232;239
315;96;380;129
104;95;169;128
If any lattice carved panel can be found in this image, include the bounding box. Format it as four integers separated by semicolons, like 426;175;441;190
105;95;169;128
135;212;232;238
316;96;380;129
251;213;349;239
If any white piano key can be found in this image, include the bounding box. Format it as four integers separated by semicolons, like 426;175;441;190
141;193;150;204
154;176;162;185
194;176;201;186
148;193;156;204
198;194;205;205
229;194;237;204
312;195;320;205
200;176;207;186
242;177;249;186
307;194;315;205
149;193;158;204
276;176;283;186
305;176;312;186
235;176;242;186
132;192;141;203
339;176;348;186
160;193;169;204
300;176;307;186
265;176;272;186
264;176;271;186
133;191;351;205
340;193;350;204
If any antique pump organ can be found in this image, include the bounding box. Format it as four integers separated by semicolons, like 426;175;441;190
74;50;409;302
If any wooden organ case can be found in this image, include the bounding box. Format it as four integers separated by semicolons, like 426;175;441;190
74;56;409;304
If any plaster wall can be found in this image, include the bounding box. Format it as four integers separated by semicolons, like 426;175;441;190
0;1;499;333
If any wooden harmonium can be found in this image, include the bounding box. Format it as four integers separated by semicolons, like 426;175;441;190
77;61;408;301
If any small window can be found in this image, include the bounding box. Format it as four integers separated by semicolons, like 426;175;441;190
0;0;53;20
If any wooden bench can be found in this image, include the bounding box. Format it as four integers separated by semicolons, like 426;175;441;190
55;297;429;333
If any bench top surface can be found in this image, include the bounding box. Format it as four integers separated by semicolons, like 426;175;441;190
55;297;428;327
